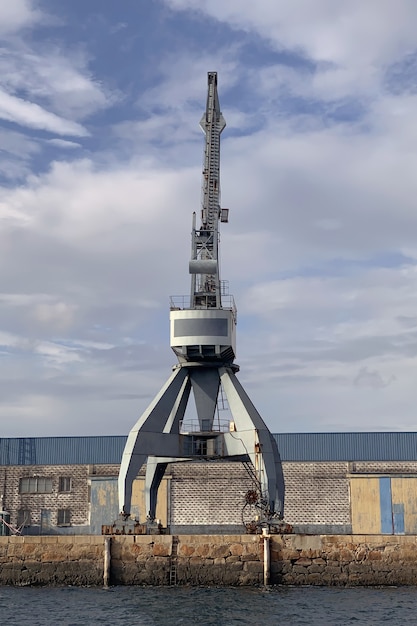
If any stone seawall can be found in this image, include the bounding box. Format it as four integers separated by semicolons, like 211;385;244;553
1;534;417;586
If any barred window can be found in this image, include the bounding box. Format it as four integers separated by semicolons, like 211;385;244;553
59;477;72;492
19;477;53;494
17;509;31;527
57;509;71;526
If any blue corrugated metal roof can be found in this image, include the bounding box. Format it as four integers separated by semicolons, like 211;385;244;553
273;432;417;462
1;432;417;465
0;436;126;466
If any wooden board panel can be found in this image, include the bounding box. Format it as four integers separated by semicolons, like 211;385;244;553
350;477;381;534
131;478;169;526
391;477;417;534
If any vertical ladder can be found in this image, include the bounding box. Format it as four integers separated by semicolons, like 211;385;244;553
169;535;179;585
243;460;263;501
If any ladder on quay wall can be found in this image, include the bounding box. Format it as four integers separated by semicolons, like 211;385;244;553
169;536;179;585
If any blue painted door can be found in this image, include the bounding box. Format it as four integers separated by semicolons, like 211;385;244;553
379;477;393;534
393;503;405;534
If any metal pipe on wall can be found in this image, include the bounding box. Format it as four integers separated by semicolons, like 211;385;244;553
262;528;270;586
103;536;111;588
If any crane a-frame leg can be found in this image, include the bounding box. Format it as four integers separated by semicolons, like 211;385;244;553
118;364;285;523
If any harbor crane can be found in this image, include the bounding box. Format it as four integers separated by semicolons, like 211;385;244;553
118;72;285;530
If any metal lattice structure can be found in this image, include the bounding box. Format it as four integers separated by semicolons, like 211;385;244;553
118;72;285;528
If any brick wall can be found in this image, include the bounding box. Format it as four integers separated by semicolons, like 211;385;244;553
282;462;351;526
169;461;254;526
350;461;417;474
165;460;352;529
4;459;417;534
1;464;89;530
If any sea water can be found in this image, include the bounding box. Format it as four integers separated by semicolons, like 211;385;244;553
1;585;417;625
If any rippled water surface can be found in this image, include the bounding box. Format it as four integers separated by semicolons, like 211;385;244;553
1;585;417;625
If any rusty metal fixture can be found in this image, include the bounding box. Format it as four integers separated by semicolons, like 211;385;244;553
245;489;259;505
279;522;293;534
245;521;258;534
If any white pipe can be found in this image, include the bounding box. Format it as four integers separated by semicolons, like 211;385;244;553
104;536;111;588
262;528;270;586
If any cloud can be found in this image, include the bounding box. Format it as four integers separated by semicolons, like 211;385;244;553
165;0;417;66
232;260;417;430
0;2;115;147
45;138;82;149
0;0;44;35
164;0;417;109
0;88;89;136
0;47;114;121
1;1;417;437
354;367;396;389
0;127;41;180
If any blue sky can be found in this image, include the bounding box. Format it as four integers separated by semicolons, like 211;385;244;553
1;0;417;436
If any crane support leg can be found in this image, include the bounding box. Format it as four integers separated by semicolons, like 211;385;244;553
219;367;285;516
145;457;168;521
118;367;190;515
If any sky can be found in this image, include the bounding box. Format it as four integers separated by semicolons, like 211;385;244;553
1;0;417;437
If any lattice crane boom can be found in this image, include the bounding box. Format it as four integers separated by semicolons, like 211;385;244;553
190;71;226;309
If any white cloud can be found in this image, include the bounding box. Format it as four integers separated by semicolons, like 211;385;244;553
0;127;41;179
0;48;114;121
45;138;82;149
0;3;114;145
234;262;417;431
165;0;417;65
2;1;417;437
0;0;43;35
138;52;239;113
1;158;192;238
33;301;78;332
0;88;89;136
165;0;417;104
0;330;22;349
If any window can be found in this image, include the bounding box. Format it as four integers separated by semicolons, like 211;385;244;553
59;477;72;492
57;509;71;526
19;477;53;494
17;509;31;527
194;437;207;455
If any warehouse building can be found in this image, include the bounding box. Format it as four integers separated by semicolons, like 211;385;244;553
1;433;417;536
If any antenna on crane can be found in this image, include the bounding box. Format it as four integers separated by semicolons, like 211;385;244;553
117;72;285;533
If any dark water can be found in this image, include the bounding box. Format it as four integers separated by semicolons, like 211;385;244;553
1;585;417;625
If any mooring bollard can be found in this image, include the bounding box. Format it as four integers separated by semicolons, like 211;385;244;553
104;536;111;588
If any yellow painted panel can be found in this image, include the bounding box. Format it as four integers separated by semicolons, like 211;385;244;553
350;477;381;534
391;478;417;534
131;478;168;526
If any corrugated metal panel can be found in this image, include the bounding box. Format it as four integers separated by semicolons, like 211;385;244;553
2;432;417;465
0;436;126;466
274;432;417;461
